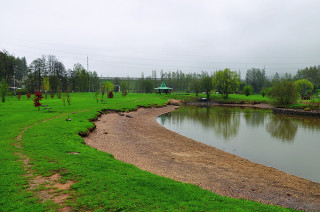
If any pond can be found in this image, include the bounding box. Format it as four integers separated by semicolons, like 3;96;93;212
157;106;320;183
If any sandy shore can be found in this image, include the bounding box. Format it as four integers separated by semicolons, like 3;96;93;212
84;105;320;211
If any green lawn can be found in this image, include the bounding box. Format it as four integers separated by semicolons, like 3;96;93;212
0;93;294;211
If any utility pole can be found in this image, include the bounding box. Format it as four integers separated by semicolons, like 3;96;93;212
87;56;90;92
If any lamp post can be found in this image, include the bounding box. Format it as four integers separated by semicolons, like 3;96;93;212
60;78;62;92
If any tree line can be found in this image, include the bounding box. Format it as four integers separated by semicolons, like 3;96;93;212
0;50;100;95
135;66;320;97
1;49;320;100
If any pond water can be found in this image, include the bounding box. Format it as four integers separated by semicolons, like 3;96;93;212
157;106;320;183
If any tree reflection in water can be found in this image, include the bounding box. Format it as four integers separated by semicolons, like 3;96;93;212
158;106;320;183
159;106;320;143
244;110;265;128
160;106;240;140
266;115;298;142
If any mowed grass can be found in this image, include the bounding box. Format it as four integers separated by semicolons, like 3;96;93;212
0;93;294;211
210;93;271;103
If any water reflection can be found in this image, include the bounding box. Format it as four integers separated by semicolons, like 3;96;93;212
244;111;265;128
162;107;240;140
157;106;320;183
266;115;298;142
161;106;315;142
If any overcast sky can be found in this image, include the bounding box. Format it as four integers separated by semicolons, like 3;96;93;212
1;0;319;78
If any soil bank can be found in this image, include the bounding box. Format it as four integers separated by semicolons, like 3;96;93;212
84;105;320;211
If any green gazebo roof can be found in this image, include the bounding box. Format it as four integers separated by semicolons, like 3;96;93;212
154;82;172;90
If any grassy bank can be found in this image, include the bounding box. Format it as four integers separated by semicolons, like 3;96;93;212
1;93;294;211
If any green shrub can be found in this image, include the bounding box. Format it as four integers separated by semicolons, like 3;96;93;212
267;81;299;106
243;85;254;96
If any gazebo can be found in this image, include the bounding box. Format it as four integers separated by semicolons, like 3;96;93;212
154;82;172;94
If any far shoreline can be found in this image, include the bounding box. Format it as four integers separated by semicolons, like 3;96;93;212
184;99;320;117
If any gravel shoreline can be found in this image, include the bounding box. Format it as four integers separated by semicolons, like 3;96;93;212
85;105;320;211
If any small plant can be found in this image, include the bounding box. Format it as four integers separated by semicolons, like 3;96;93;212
108;91;114;98
122;90;127;97
101;84;106;101
65;87;71;105
66;92;71;105
62;96;66;106
17;92;21;101
33;91;44;110
26;93;31;99
51;93;54;99
260;90;266;97
57;86;61;99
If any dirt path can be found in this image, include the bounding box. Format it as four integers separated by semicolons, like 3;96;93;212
16;113;80;212
85;106;320;211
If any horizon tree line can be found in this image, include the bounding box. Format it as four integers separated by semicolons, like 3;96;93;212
1;49;320;98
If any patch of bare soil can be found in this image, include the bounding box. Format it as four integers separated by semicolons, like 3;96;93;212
85;105;320;211
15;114;76;212
28;172;74;204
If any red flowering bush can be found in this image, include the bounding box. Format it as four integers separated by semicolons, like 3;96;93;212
26;93;31;99
51;93;54;99
33;91;44;110
108;91;114;98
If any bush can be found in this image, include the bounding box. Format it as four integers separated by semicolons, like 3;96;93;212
33;91;44;110
243;85;254;96
26;93;31;99
108;91;114;98
267;81;299;106
260;87;272;97
17;92;21;101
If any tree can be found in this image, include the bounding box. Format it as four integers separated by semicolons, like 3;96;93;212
29;58;43;91
101;81;114;101
213;68;240;99
104;81;114;93
245;68;266;93
89;71;100;92
294;79;314;98
42;77;50;99
243;85;254;96
141;77;154;93
152;70;157;88
268;81;299;106
272;72;280;85
294;66;320;88
189;78;201;96
120;81;129;94
0;79;9;103
200;73;213;99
